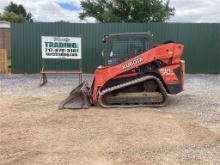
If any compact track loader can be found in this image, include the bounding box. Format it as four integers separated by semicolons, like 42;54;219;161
59;32;185;109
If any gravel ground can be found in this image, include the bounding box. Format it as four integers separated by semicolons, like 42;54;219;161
0;74;220;165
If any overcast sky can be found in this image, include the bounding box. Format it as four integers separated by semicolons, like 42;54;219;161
0;0;220;23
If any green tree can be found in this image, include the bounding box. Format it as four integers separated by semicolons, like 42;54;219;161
0;11;24;23
79;0;174;22
4;1;33;22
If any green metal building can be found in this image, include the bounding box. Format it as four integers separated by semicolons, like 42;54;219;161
11;23;220;74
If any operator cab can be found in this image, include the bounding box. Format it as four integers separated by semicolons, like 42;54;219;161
102;32;153;66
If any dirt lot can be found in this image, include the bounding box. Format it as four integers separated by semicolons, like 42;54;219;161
0;74;220;165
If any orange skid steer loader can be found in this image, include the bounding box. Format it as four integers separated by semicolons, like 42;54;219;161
59;32;185;109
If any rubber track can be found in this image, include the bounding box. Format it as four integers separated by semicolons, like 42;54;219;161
98;75;168;108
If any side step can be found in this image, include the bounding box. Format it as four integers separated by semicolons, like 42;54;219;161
59;81;91;109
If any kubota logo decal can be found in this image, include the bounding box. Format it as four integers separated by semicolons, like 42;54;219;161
160;68;174;75
122;57;143;69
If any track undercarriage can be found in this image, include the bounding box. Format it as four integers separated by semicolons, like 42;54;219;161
98;75;168;108
59;75;168;109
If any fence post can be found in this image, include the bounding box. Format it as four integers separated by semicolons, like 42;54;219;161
0;49;8;74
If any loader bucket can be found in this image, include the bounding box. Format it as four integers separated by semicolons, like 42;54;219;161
59;81;91;109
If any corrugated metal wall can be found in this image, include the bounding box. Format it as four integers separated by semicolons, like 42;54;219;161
11;23;220;73
219;24;220;73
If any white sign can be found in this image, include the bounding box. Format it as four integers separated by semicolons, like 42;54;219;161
41;36;81;59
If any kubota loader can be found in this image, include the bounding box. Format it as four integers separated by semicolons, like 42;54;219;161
59;32;185;109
